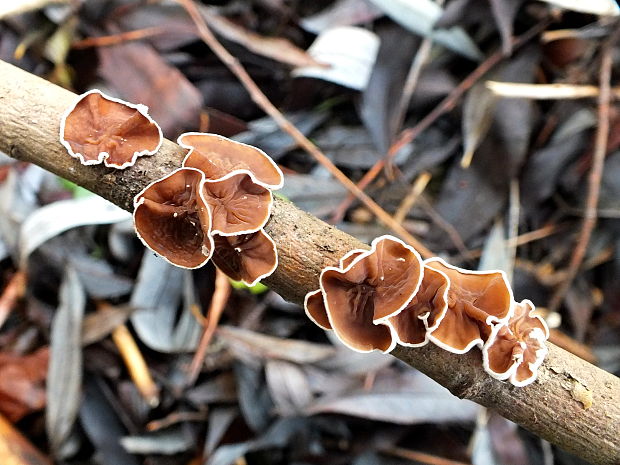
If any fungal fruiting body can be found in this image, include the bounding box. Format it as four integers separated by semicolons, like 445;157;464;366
60;89;162;169
304;235;549;387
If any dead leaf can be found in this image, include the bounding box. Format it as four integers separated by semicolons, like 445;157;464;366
0;347;48;422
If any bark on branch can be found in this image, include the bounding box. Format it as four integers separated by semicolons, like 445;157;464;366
0;60;618;464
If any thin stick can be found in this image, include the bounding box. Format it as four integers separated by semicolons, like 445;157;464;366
392;171;431;224
547;29;617;313
0;270;26;330
176;0;433;258
330;19;550;221
186;269;231;385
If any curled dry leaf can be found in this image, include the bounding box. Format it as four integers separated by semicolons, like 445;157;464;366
179;132;284;189
60;89;162;169
425;258;514;354
133;167;214;269
201;171;273;236
483;299;549;387
212;230;278;286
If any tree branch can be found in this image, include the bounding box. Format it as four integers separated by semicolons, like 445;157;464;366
0;60;618;465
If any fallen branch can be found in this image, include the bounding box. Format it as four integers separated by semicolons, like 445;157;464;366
0;60;618;464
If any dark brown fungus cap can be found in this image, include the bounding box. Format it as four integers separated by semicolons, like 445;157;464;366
133;167;214;269
200;171;272;236
211;230;278;286
60;89;162;169
317;235;423;353
425;258;514;354
388;265;450;347
482;299;549;387
179;132;284;189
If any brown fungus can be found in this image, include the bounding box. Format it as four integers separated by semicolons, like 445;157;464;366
133;167;214;269
425;258;514;354
200;171;273;236
211;230;278;286
313;235;423;353
388;265;450;347
60;89;162;169
482;299;549;387
179;132;284;189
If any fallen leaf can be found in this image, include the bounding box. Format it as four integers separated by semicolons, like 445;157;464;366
538;0;619;16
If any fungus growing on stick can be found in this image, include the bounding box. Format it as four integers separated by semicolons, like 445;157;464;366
60;89;162;169
482;299;549;387
424;258;514;354
305;235;423;353
387;265;450;347
200;171;273;236
179;132;284;189
133;167;214;269
211;230;278;286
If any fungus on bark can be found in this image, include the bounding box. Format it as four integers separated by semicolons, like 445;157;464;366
211;230;278;286
179;132;284;189
60;89;162;169
133;167;214;269
424;258;514;354
387;265;450;347
305;235;423;353
482;299;549;386
200;171;273;236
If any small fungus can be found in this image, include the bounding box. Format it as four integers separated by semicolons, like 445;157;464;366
211;230;278;286
200;171;273;236
179;132;284;189
60;89;162;169
482;299;549;387
425;258;514;354
388;265;450;347
310;235;423;353
133;167;214;269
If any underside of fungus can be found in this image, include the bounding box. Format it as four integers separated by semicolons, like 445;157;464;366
134;167;214;269
304;236;547;387
60;89;162;169
179;132;284;189
307;235;423;353
482;299;549;386
211;230;278;286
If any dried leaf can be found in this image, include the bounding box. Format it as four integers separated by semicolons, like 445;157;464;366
0;347;48;422
121;426;194;455
461;80;498;168
489;0;522;55
0;0;68;19
307;392;479;424
46;266;85;456
18;195;131;267
82;304;132;346
366;0;482;60
479;219;513;280
538;0;619;16
130;253;201;353
293;26;380;91
300;0;382;34
265;360;313;416
217;325;336;364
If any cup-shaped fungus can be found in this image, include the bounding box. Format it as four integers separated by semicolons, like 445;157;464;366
179;132;284;190
133;167;214;269
309;235;423;353
200;171;272;236
424;258;514;354
60;89;162;169
211;230;278;286
482;299;549;387
387;265;450;347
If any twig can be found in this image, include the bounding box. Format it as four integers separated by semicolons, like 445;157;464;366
331;19;550;221
186;269;231;386
0;270;26;330
175;0;433;258
392;171;431;224
547;28;618;313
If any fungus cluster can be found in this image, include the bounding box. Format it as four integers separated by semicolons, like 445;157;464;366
133;133;281;284
304;235;549;387
59;91;281;285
